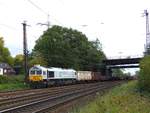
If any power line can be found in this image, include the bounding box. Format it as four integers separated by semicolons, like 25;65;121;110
26;0;63;26
27;0;48;15
0;24;17;30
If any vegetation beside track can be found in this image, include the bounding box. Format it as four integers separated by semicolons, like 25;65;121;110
0;75;29;91
138;55;150;92
73;81;150;113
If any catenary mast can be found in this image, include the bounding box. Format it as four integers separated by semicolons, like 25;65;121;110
22;21;29;82
144;10;150;55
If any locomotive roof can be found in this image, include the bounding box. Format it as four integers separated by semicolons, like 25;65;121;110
47;67;76;72
30;65;47;71
30;65;75;72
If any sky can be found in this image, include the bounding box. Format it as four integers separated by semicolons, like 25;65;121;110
0;0;149;73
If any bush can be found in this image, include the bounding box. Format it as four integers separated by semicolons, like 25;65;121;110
0;75;29;91
0;76;9;84
0;75;25;84
138;55;150;92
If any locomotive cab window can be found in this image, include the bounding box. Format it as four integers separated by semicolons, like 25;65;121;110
48;71;54;77
36;70;42;75
43;71;46;75
30;70;35;75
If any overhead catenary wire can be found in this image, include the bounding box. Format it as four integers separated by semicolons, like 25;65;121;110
0;24;17;30
27;0;48;15
26;0;63;26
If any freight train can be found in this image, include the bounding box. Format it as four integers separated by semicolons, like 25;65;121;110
29;65;110;88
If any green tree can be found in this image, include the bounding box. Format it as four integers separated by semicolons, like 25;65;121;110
33;25;105;70
0;37;14;66
28;52;47;68
14;54;24;74
135;70;139;77
14;54;23;66
112;69;127;79
112;69;124;76
138;55;150;92
85;39;105;71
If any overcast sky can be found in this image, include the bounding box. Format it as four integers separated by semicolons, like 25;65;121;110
0;0;149;59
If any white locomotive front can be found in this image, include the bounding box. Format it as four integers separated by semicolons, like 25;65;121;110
29;65;77;88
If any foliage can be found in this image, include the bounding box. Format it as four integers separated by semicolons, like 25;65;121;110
28;52;47;68
14;54;23;66
0;37;14;66
0;75;29;91
112;69;126;78
73;81;150;113
112;69;124;76
33;25;106;71
0;83;29;91
14;54;24;74
0;75;24;84
135;70;139;76
138;55;150;92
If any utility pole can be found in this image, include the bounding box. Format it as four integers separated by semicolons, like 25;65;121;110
22;21;28;82
144;10;150;55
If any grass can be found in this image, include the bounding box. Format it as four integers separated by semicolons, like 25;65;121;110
72;81;150;113
0;75;29;91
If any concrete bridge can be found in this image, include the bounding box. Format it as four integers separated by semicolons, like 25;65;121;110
102;57;143;76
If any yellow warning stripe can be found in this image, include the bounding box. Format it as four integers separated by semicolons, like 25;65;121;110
29;75;43;81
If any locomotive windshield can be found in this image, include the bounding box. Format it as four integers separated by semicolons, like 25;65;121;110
30;70;35;74
30;70;42;75
36;70;42;74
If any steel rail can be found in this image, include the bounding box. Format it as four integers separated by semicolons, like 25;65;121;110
0;82;103;110
0;81;122;113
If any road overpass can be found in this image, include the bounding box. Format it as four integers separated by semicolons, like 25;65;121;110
102;57;143;76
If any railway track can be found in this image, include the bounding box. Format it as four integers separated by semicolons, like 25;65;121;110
0;81;124;113
0;82;103;110
0;82;102;99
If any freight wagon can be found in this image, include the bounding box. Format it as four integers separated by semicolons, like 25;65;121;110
77;71;92;82
91;72;102;81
